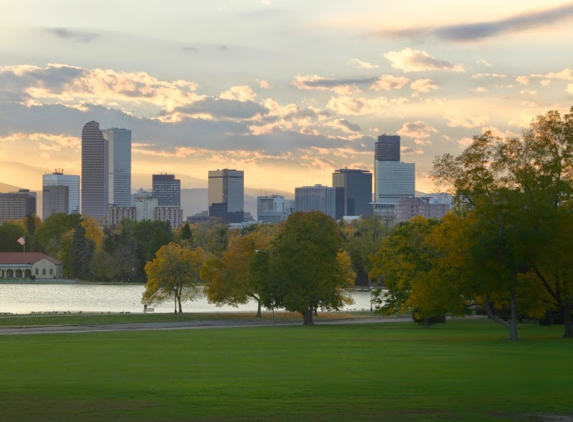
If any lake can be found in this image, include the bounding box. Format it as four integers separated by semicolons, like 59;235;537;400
0;283;375;314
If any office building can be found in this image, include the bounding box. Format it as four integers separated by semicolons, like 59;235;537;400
332;169;372;217
208;169;244;223
0;190;36;222
152;174;180;206
42;185;69;219
374;134;415;204
107;206;136;226
43;170;80;214
394;197;450;224
257;195;295;223
294;185;343;220
375;161;415;202
102;128;132;207
155;206;183;228
81;121;109;221
375;135;400;162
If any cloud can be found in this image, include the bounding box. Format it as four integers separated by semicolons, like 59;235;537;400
567;84;573;95
0;63;202;114
472;73;507;79
219;85;257;102
182;46;198;53
257;79;270;89
370;75;409;91
383;48;465;73
520;89;537;95
46;28;101;43
477;59;492;67
531;68;573;80
348;58;379;70
326;95;391;116
375;3;573;42
472;86;488;93
410;79;438;93
328;119;361;133
540;79;552;86
397;121;438;139
401;146;423;155
445;113;489;128
458;137;473;147
292;75;373;95
516;76;530;85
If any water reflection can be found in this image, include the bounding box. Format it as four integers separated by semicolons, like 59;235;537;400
0;284;374;315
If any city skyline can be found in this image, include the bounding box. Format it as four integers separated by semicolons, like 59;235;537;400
2;2;573;194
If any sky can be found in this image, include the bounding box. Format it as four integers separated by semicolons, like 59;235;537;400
1;0;573;195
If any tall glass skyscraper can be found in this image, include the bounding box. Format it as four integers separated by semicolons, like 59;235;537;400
81;121;108;220
332;169;373;217
102;128;132;207
152;174;181;206
208;169;244;223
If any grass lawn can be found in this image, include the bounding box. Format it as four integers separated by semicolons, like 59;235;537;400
0;310;374;327
0;319;571;421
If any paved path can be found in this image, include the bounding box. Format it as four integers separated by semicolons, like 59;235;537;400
0;316;412;336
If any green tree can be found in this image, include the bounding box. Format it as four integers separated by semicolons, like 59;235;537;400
266;211;355;325
201;225;274;317
370;216;457;327
36;213;82;257
0;222;26;252
71;224;94;280
143;243;209;313
432;131;549;340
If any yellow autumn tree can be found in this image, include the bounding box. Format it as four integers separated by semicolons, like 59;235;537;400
143;243;210;313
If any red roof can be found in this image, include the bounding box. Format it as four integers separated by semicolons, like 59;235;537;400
0;252;61;265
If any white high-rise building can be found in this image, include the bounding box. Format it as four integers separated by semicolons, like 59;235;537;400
102;128;132;207
43;170;80;215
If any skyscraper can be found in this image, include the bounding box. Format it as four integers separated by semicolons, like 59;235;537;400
332;169;373;217
42;170;80;214
152;174;180;206
81;121;109;220
375;135;400;162
374;135;415;203
42;185;69;219
102;128;132;207
294;185;342;220
208;169;244;223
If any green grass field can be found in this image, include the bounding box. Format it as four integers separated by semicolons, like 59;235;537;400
1;319;571;421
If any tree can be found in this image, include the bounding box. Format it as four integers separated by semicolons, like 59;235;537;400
71;224;95;280
0;222;26;252
36;213;82;257
342;215;388;287
266;211;355;325
370;216;459;327
432;131;550;340
201;225;274;317
143;243;209;313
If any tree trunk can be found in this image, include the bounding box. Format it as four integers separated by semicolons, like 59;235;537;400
256;300;262;318
302;306;314;325
509;290;518;341
423;316;429;329
483;296;519;341
562;303;573;338
178;295;182;314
